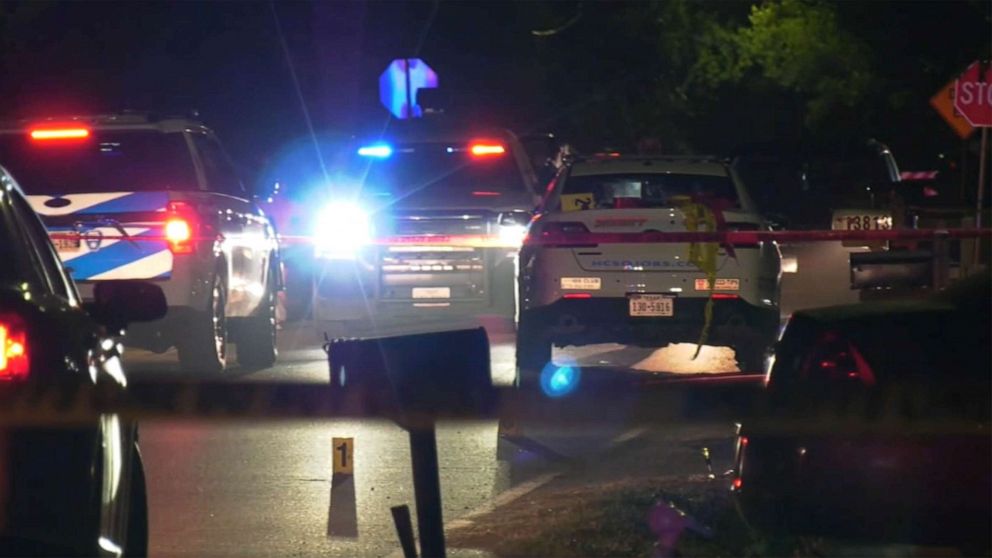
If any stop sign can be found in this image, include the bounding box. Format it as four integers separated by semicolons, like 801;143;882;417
954;61;992;127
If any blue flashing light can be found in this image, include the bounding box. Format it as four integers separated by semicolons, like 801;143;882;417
357;144;393;158
539;363;581;398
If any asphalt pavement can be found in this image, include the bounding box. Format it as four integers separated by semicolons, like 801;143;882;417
127;246;859;557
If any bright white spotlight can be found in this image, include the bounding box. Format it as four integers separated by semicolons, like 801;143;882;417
313;201;372;259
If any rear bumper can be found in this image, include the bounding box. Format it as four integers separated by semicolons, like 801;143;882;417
313;248;517;322
75;252;212;310
520;296;779;347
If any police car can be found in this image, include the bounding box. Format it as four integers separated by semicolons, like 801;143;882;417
0;113;280;373
311;125;540;327
517;155;782;381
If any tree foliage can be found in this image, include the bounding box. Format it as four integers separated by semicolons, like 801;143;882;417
694;0;874;130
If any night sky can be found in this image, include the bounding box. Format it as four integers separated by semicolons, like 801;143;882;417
1;1;989;181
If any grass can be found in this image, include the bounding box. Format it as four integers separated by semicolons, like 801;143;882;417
449;475;820;557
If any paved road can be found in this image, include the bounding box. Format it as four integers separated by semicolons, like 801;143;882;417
130;318;753;558
130;247;857;557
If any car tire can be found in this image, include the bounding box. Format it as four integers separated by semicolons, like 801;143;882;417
124;446;149;558
236;268;278;369
177;271;227;374
515;316;551;387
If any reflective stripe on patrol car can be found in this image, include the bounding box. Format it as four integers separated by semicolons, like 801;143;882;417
27;192;174;281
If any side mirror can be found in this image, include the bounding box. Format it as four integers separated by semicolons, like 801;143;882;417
89;281;167;330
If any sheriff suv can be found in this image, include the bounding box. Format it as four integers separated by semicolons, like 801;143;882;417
0;113;280;373
517;155;781;383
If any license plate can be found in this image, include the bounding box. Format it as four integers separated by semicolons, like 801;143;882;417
560;277;601;290
831;211;893;231
53;235;81;253
628;294;674;317
412;287;451;299
694;278;740;291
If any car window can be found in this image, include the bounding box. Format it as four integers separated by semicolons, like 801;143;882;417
0;130;198;194
192;134;245;197
8;189;77;303
0;186;50;293
560;172;740;210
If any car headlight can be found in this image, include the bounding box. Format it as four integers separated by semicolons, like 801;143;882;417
313;201;371;259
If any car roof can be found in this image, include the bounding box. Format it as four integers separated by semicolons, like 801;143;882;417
570;157;729;178
361;119;520;146
0;112;210;135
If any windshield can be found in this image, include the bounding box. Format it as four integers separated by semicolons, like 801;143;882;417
561;172;739;209
0;130;198;194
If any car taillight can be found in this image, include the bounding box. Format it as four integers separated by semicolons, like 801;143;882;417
165;201;198;254
0;313;29;380
801;331;877;386
524;221;595;248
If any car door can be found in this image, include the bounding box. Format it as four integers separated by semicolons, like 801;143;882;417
190;133;273;318
6;184;137;551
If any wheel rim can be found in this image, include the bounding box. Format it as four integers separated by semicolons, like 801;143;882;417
212;279;226;362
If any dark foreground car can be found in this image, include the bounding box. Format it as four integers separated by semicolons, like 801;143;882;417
732;271;991;552
0;168;166;556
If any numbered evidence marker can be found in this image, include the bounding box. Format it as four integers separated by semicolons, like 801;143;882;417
333;437;354;475
560;193;595;212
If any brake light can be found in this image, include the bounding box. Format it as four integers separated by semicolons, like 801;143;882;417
563;293;592;299
469;143;506;157
472;191;502;197
801;331;876;386
710;293;740;300
165;202;198;254
0;313;29;380
29;127;91;141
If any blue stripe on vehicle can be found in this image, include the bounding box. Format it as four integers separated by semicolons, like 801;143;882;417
64;229;167;280
75;192;170;215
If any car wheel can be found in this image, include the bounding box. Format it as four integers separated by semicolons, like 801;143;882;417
515;317;551;387
236;269;278;369
177;272;227;374
124;446;148;558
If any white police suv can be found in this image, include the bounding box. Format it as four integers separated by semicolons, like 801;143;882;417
0;113;280;373
517;155;781;382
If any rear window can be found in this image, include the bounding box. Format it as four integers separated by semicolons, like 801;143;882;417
0;130;198;195
560;172;739;210
349;142;523;197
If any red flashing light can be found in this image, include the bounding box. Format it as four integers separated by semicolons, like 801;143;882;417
29;127;90;141
469;143;506;157
732;477;743;490
739;436;749;447
0;313;29;380
563;293;592;299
